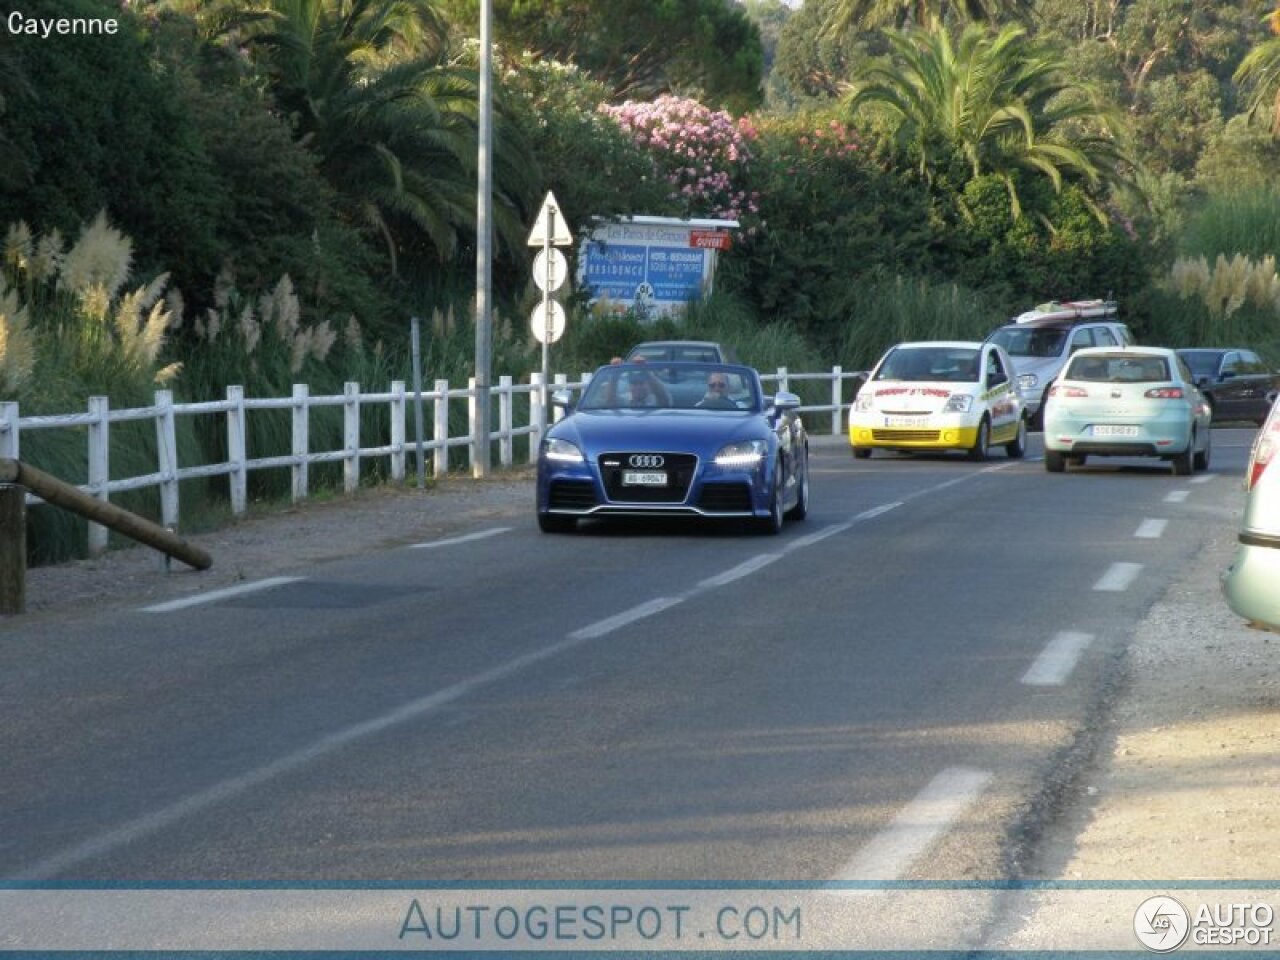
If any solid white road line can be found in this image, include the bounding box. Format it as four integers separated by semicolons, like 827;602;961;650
855;502;903;521
408;527;511;549
832;767;993;882
1021;631;1093;686
567;597;684;641
1093;562;1143;592
141;577;304;614
1164;490;1190;504
697;554;782;590
1134;518;1168;539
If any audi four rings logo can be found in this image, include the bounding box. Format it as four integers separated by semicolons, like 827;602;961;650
628;454;665;468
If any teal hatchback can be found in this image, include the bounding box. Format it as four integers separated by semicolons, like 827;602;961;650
1042;346;1212;475
1223;398;1280;632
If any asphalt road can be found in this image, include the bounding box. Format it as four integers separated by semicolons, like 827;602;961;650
0;431;1253;891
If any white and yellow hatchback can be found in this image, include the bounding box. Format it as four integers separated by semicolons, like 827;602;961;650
848;341;1027;460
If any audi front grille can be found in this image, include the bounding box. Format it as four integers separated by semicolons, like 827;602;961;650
598;452;697;503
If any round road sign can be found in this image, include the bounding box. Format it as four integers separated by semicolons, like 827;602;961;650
533;249;569;293
530;300;566;344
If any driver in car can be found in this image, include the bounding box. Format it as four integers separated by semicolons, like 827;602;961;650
696;373;738;409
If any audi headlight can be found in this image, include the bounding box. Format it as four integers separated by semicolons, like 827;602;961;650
1017;373;1038;390
714;439;767;467
542;437;585;463
943;394;973;413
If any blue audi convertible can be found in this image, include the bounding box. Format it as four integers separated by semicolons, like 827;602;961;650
536;361;810;534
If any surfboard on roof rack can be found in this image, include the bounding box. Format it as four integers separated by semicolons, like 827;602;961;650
1014;299;1119;324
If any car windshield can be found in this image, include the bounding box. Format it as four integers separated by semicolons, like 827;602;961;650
1178;351;1224;376
989;326;1068;358
577;363;762;412
874;346;981;383
1067;355;1171;382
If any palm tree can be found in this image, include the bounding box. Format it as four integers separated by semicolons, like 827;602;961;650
1234;8;1280;135
843;21;1131;222
169;0;534;271
823;0;1035;36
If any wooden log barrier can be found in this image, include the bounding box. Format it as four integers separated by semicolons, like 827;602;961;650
0;459;212;609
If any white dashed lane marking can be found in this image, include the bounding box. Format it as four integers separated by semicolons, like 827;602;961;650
1093;562;1143;592
1022;632;1093;686
141;577;304;613
831;767;993;881
1134;518;1168;539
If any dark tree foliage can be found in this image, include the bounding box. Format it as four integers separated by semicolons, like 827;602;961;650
719;113;935;346
0;0;225;289
440;0;765;111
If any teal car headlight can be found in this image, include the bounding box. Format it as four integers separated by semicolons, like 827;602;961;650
542;437;585;463
944;394;973;413
714;439;767;467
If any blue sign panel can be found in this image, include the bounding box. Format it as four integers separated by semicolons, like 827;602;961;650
580;242;647;301
646;247;705;302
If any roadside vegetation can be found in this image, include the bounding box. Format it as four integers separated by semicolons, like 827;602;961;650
4;0;1280;560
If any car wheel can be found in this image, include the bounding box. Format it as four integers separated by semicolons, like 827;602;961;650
967;417;990;462
538;513;576;533
1171;433;1195;476
1045;450;1066;473
785;449;809;521
852;446;872;460
1005;418;1027;459
757;466;784;535
1194;428;1211;471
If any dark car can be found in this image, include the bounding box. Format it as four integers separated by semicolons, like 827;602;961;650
1176;348;1280;426
624;340;738;364
536;362;808;534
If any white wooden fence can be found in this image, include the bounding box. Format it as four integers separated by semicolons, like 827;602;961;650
0;366;859;552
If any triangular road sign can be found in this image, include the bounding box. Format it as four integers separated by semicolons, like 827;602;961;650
527;190;573;247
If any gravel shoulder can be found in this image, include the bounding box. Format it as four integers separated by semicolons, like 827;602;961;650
17;468;534;622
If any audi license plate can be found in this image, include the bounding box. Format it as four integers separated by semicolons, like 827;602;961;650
622;471;667;486
1092;425;1139;437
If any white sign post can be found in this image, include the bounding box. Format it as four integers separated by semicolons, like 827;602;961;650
527;191;573;423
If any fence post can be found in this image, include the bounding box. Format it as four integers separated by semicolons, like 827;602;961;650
776;366;789;394
0;401;18;459
529;372;546;464
467;376;478;473
291;384;309;503
831;365;843;436
154;389;180;529
553;374;569;423
227;385;247;515
433;379;450;477
87;395;110;556
343;381;360;495
390;380;406;483
0;481;24;615
498;375;513;468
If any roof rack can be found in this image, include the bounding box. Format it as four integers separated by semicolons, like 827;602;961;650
1013;299;1119;324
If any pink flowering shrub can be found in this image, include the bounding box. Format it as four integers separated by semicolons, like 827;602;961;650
601;96;760;225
